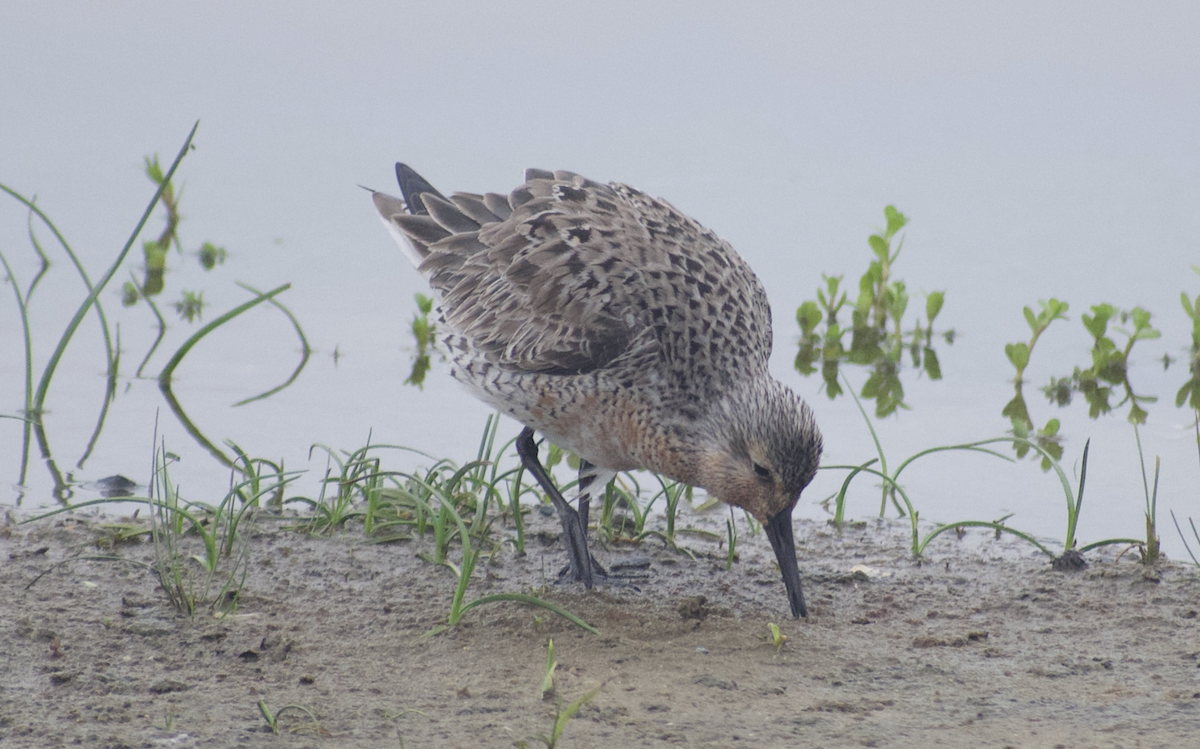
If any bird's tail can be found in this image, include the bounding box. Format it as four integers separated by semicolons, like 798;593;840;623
372;163;512;272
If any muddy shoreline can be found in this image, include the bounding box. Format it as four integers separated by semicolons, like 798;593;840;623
2;511;1198;748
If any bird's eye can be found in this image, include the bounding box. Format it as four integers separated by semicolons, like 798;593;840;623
752;462;772;482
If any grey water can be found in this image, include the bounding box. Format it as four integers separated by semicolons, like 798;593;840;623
2;3;1199;558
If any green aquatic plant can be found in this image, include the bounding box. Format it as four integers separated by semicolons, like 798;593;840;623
1;125;197;495
404;292;437;388
284;417;598;636
1;123;309;503
794;205;950;418
1177;266;1200;416
23;432;298;617
1004;299;1161;468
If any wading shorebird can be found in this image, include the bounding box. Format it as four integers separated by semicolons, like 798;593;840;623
371;164;823;618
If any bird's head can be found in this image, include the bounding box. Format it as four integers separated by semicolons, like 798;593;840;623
696;377;823;617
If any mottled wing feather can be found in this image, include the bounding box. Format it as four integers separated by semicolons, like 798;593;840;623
381;166;774;392
449;192;506;225
421;193;482;233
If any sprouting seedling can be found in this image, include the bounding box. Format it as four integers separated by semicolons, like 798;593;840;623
725;510;738;570
530;682;603;749
914;290;947;379
1130;420;1163;565
766;622;787;651
859;205;909;331
541;639;557;700
256;701;324;735
1003;298;1069;466
1009;416;1064;470
1006;298;1069;385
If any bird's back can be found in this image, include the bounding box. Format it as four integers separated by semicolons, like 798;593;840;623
374;167;775;418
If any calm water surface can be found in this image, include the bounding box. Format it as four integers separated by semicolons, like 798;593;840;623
2;3;1198;557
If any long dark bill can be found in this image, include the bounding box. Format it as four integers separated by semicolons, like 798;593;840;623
764;507;807;619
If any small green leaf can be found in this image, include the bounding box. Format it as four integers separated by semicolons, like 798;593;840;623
1023;306;1037;334
404;354;430;388
824;274;843;298
172;291;205;323
883;205;908;237
121;282;139;307
411;316;431;347
925;291;944;324
144;155;165;184
794;341;818;375
1005;342;1030;371
143;240;168;271
796;301;822;335
1082;309;1108;340
1178;378;1200;410
198;242;226;270
1010;416;1031;439
415;293;434;315
867;234;889;263
886;281;908;319
1127;402;1148;425
922;347;942;380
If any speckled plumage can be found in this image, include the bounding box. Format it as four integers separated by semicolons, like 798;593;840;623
372;165;823;617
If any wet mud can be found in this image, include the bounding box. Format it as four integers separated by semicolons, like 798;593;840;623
2;512;1198;748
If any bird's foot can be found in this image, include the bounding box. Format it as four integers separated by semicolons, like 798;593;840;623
556;553;647;590
557;553;608;583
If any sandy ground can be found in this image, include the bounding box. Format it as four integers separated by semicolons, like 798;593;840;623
2;508;1199;749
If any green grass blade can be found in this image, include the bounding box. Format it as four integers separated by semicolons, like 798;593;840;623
0;246;35;487
130;273;168;378
1067;439;1091;549
230;281;311;405
917;520;1055;558
158;282;291;385
1077;538;1145;553
19;121;198;438
551;683;603;743
823;458;879;524
158;383;234;468
459;593;600;634
891;441;1014;483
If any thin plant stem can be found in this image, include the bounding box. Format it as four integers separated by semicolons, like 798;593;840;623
230;281;311;405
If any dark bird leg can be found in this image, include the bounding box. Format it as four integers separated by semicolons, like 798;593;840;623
575;460;613;577
516;427;596;589
575;459;613;542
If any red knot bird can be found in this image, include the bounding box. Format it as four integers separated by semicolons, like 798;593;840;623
372;164;823;618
